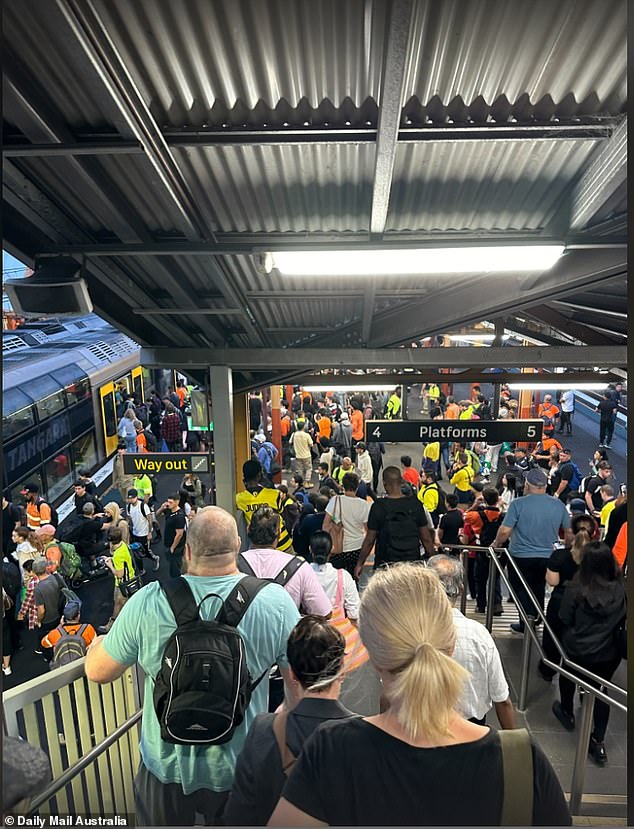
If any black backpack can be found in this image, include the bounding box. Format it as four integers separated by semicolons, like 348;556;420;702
475;507;504;548
154;576;271;745
237;553;305;586
381;499;423;562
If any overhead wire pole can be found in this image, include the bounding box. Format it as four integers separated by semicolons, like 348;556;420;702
363;0;415;345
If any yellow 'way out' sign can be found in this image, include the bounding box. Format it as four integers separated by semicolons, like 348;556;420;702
122;453;210;475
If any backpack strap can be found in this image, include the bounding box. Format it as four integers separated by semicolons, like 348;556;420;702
272;711;296;775
274;555;305;587
237;553;256;577
499;728;533;826
216;576;271;628
163;577;200;626
335;568;344;610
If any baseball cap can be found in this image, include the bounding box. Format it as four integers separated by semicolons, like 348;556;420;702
127;488;138;498
560;447;572;454
20;482;39;494
35;524;56;537
63;600;81;620
526;468;548;487
254;433;266;443
340;412;349;421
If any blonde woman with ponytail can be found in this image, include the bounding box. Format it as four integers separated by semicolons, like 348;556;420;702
538;513;598;681
270;563;569;827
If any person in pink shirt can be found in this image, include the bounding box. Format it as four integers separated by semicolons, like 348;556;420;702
238;506;331;617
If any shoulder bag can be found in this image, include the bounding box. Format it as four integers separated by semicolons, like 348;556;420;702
329;569;368;673
119;561;145;599
498;728;533;825
327;495;345;556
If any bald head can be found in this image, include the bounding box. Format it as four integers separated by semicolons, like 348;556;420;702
186;506;240;567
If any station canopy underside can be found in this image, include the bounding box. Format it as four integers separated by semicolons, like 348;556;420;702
2;0;627;391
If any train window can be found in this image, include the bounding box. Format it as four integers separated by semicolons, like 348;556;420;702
102;392;118;438
3;388;36;440
43;449;73;502
72;433;97;473
31;373;67;422
37;390;67;422
10;471;44;507
51;366;91;406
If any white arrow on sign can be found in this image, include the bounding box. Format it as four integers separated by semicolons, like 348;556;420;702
192;456;207;471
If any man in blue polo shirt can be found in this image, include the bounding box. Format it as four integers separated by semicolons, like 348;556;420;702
493;467;573;634
85;506;300;825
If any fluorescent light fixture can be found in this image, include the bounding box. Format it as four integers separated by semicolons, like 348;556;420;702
448;334;511;342
302;384;396;393
270;246;564;276
508;383;607;391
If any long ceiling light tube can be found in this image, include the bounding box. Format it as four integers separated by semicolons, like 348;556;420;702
271;246;564;276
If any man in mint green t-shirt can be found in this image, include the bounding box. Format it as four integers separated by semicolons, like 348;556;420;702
85;506;300;825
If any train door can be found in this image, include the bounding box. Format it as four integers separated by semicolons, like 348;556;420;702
131;366;144;402
100;382;119;456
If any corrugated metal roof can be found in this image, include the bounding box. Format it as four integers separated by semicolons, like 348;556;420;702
175;144;375;232
403;0;626;114
4;0;625;135
386;138;601;232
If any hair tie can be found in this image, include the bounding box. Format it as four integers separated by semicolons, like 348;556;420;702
414;642;432;657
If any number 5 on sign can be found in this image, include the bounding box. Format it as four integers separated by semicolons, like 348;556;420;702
527;425;536;438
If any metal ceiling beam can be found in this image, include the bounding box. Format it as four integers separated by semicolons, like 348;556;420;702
2;121;619;156
132;308;244;316
569;117;627;231
36;234;627;257
565;311;628;336
3;141;144;157
370;0;414;235
139;345;626;370
522;305;622;347
551;299;626;318
367;248;627;348
287;370;621;387
55;0;213;243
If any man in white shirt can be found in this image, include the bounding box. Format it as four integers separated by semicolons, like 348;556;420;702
322;472;370;578
427;554;515;728
290;420;314;488
355;442;375;499
126;488;160;572
558;390;574;436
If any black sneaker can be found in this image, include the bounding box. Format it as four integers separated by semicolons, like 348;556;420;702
588;736;607;766
552;700;575;731
510;622;525;634
493;604;504;616
537;662;555;682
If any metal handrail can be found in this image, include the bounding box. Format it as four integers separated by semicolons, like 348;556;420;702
436;542;627;816
487;545;627;704
439;544;627;707
28;710;142;814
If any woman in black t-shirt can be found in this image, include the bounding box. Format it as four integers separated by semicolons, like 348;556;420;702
538;514;597;681
269;564;570;827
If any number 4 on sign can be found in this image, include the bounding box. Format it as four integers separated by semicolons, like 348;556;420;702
372;426;382;438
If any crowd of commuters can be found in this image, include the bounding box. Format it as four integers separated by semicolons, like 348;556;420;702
2;381;627;825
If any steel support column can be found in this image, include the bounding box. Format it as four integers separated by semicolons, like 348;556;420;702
209;367;236;514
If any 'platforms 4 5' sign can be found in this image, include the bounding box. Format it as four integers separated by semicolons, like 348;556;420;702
123;453;210;475
365;419;544;444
